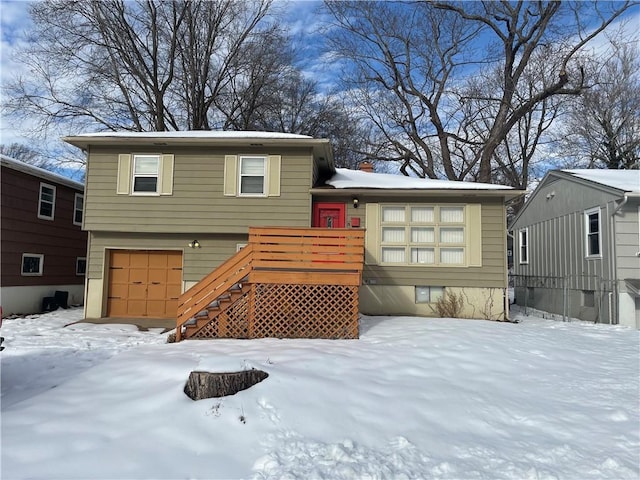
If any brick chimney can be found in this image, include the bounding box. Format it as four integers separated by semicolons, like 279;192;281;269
359;161;374;173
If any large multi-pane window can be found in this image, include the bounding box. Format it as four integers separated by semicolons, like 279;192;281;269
239;156;266;195
380;205;465;265
584;208;601;257
132;155;160;194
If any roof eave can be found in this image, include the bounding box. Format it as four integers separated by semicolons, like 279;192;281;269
310;187;525;200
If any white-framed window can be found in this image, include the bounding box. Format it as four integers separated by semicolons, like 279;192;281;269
380;205;465;266
22;253;44;276
38;183;56;220
239;156;266;196
236;243;247;252
132;154;160;194
584;207;601;257
518;228;529;264
415;286;444;303
73;193;84;225
76;257;87;276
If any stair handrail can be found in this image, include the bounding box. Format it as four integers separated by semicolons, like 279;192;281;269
176;244;254;339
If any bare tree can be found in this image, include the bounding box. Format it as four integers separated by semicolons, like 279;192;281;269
557;39;640;169
324;0;635;183
4;0;277;134
0;143;53;169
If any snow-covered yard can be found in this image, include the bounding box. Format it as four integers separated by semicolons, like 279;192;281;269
1;308;638;480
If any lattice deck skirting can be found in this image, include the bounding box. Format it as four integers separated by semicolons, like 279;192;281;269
191;283;359;339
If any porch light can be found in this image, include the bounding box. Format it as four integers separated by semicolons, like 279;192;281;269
353;197;359;209
188;240;201;248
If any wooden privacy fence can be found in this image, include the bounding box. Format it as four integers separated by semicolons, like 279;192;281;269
176;227;365;341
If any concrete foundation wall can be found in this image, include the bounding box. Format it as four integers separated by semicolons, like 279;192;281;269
1;284;85;316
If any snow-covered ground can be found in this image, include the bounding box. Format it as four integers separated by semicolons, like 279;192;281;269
1;308;638;480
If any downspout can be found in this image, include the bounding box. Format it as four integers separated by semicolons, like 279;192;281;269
608;194;628;325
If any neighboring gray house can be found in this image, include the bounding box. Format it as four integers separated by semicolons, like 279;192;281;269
510;169;640;328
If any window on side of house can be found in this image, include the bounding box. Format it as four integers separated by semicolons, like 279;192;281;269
518;228;529;264
380;205;465;266
22;253;44;276
74;193;84;225
76;257;87;276
415;286;445;303
584;208;601;257
239;156;266;196
132;154;160;194
38;183;56;220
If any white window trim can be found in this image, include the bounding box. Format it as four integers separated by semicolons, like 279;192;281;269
238;155;267;197
236;243;248;252
73;193;84;226
584;207;602;258
131;154;161;196
21;253;44;276
38;183;56;220
76;257;87;276
379;204;467;267
518;228;529;265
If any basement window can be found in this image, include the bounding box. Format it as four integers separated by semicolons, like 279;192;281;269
415;286;444;303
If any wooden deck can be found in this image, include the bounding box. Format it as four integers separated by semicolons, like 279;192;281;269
176;227;365;341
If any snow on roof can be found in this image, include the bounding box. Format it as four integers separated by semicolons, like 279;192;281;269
327;168;514;190
562;169;640;193
74;130;312;140
0;154;84;190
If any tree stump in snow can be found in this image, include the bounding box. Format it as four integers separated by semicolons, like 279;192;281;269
184;369;269;400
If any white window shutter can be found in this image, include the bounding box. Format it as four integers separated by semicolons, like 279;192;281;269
224;155;238;196
267;155;281;197
467;204;482;266
365;203;380;265
160;154;174;195
117;154;131;194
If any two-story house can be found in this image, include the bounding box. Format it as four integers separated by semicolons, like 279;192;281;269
1;155;88;315
63;131;523;340
510;169;640;329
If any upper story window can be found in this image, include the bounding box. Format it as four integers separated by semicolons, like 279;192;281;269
239;156;266;196
380;205;465;266
22;253;44;276
518;228;529;264
132;155;160;194
76;257;87;276
585;207;601;257
74;193;84;225
38;183;56;220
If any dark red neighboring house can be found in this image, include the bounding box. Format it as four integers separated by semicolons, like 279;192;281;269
1;154;88;316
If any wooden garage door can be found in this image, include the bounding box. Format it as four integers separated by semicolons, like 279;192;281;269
107;250;182;318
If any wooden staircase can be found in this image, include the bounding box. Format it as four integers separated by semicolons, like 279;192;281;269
176;227;365;341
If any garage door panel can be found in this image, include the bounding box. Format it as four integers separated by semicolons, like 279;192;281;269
148;268;168;283
107;250;183;318
110;251;130;268
107;299;128;317
127;300;147;316
109;283;128;298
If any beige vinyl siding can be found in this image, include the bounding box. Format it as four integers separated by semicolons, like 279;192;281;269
87;231;248;282
615;202;640;288
84;146;313;233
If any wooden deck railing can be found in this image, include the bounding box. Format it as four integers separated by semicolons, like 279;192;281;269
176;227;365;341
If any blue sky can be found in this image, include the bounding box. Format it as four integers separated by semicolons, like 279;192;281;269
1;0;638;172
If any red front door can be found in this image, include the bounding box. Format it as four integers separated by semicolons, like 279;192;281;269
312;202;346;228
